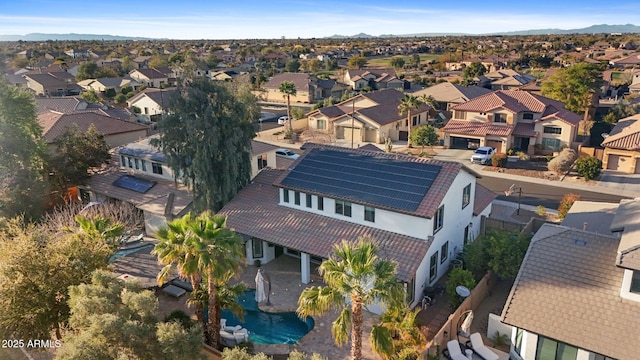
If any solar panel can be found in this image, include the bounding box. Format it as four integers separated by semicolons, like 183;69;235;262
281;148;442;212
113;175;156;193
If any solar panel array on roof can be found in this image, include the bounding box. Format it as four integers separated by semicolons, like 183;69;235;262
281;148;441;212
113;175;156;193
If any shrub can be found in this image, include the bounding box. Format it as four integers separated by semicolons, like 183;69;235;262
446;267;476;310
575;156;602;180
547;148;576;174
536;205;547;216
516;151;528;160
463;238;490;281
558;193;581;219
491;153;507;167
114;93;127;104
506;148;515;156
164;310;193;329
104;88;117;98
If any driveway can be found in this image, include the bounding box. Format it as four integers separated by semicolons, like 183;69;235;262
433;149;484;171
598;170;640;198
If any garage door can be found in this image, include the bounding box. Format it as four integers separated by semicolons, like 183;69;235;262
607;154;634;173
450;136;470;149
486;140;503;153
343;127;362;142
399;131;408;141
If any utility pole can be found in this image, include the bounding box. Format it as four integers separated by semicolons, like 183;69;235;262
351;96;356;149
505;184;523;215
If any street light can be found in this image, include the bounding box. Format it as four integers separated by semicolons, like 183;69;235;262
504;184;523;215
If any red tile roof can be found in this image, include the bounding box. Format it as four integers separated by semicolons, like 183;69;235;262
38;110;149;143
473;184;496;216
443;119;513;137
217;169;431;282
601;115;640;150
512;122;536;137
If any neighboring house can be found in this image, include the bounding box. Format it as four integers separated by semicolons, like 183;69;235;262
609;52;640;68
630;70;640;94
262;73;342;104
77;77;142;93
35;97;136;122
23;72;81;96
217;144;495;311
601;114;640;173
38;110;149;149
80;145;192;235
306;88;431;143
129;68;170;88
250;140;278;179
501;199;640;360
126;87;177;122
210;70;238;81
344;68;404;91
481;69;537;91
444;90;581;153
413;82;493;112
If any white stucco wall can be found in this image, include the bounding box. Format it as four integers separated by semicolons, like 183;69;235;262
128;95;165;117
534;118;576;148
118;154;176;181
251;151;277;179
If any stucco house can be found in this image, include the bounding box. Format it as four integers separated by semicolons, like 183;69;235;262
501;199;640;360
601;114;640;173
306;88;431;144
444;90;581;153
77;77;142;93
344;68;403;91
217;144;495;311
129;68;171;88
261;73;346;104
23;72;81;96
126;87;177;122
482;69;536;91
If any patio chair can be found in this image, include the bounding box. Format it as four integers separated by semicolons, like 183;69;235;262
233;329;249;343
220;329;236;347
172;279;193;291
468;333;499;360
444;340;468;360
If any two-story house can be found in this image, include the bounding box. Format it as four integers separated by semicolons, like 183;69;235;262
481;69;536;91
23;71;81;96
307;88;431;144
129;68;171;88
601;114;640;173
217;144;495;311
77;77;142;94
501;199;640;360
344;68;404;91
444;90;581;154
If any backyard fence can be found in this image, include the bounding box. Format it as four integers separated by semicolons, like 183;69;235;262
484;217;526;233
577;145;604;160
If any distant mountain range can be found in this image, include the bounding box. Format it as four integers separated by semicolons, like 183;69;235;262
1;24;639;41
329;24;640;38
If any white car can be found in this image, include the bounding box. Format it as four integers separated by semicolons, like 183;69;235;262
275;149;300;160
470;146;495;165
277;116;289;125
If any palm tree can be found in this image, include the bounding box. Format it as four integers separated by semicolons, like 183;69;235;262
370;306;426;360
297;238;405;360
418;94;438;125
189;271;248;322
152;212;245;349
73;215;125;249
279;81;297;136
397;94;422;148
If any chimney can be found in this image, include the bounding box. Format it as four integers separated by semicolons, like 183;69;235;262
583;222;588;231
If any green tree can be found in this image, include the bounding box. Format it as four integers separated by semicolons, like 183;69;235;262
80;89;100;103
462;62;486;80
279;81;297;136
152;212;245;349
56;270;204;360
291;106;306;120
485;230;531;280
0;80;48;219
370;306;425;360
308;59;322;73
149;55;168;69
575;156;602;180
285;60;301;72
120;56;135;74
75;61;99;80
347;55;368;69
411;54;421;69
297;238;404;360
409;125;438;153
445;267;476;309
104;87;117;98
49;124;110;191
152;79;258;211
398;94;422;148
541;63;603;126
389;57;405;71
114;93;127;104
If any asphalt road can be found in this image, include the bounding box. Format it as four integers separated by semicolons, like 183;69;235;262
477;174;630;209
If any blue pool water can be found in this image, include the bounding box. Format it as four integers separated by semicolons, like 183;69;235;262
221;289;314;345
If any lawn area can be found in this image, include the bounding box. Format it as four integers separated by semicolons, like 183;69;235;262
367;54;440;67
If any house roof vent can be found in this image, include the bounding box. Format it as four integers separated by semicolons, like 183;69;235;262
574;239;588;246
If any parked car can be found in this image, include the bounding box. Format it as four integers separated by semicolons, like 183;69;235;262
467;140;480;150
275;149;300;160
277;116;289;125
470;146;495;164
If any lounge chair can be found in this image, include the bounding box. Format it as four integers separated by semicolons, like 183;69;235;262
233;328;249;343
220;329;236;347
468;333;499;360
444;340;468;360
162;284;186;298
172;279;193;291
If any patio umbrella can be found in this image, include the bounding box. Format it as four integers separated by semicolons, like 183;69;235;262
255;269;267;303
458;310;474;340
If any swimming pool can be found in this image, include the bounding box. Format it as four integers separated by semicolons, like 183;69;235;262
221;289;314;345
108;244;154;263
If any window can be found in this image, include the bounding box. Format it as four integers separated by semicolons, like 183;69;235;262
294;191;301;205
335;200;352;217
541;138;561;151
257;154;267;170
429;252;438;281
543;126;562;134
433;205;444;233
631;270;640;294
134;158;139;170
317;119;326;130
283;189;289;203
141;159;147;171
120;155;126;167
593;354;615;360
522;112;534;120
455;111;466;120
306;193;312;208
252;238;263;258
440;241;448;264
412;115;418;126
535;336;578;360
364;206;375;222
514;328;524;355
462;184;471;209
406;277;415;302
494;113;506;123
127;157;133;168
317;196;324;211
152;162;163;175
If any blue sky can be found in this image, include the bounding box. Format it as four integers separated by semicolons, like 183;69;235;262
1;0;639;39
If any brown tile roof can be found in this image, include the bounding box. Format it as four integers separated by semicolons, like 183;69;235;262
501;224;639;359
610;52;640;65
38;110;149;143
217;169;431;282
263;73;312;91
273;143;476;219
35;97;86;114
609;199;640;271
251;140;278;155
347;68;397;81
128;88;177;106
24;73;67;87
473;183;495;216
512;122;536;137
413;82;492;104
132;68;168;79
601;114;640;150
82;157;192;217
443;119;513;138
357;143;384;152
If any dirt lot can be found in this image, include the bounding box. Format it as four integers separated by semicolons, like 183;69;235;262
482;158;560;180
